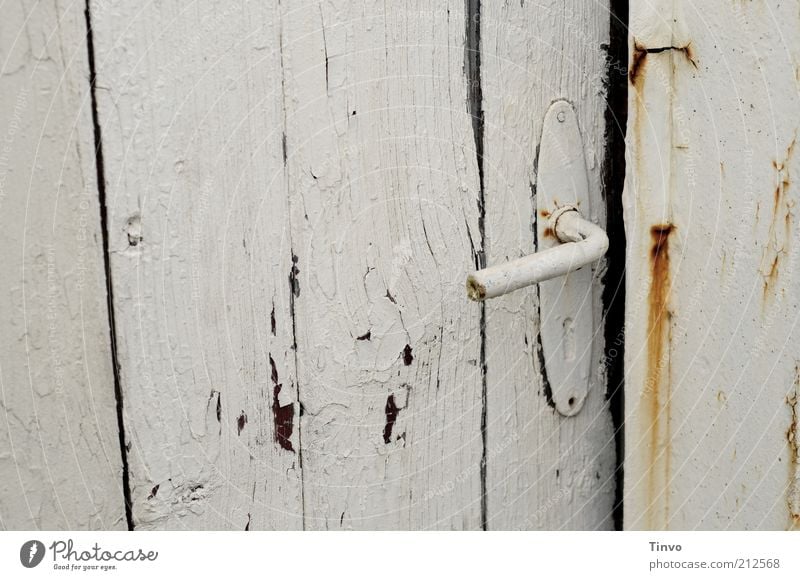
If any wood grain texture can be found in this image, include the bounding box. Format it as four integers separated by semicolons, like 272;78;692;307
92;0;303;529
281;0;484;530
624;0;800;530
480;0;616;530
0;0;125;529
86;0;616;530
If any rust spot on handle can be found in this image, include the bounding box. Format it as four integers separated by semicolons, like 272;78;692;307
645;223;674;529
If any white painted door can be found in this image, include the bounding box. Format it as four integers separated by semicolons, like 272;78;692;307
0;0;617;530
89;0;616;529
0;1;125;530
623;0;800;530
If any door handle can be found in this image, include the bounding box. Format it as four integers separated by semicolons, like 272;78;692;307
465;100;607;416
465;205;608;301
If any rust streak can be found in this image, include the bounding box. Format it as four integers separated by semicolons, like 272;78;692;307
645;223;674;529
629;40;648;87
762;140;795;305
630;40;697;88
788;366;799;530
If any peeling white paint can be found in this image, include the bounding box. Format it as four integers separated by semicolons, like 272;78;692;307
0;1;125;529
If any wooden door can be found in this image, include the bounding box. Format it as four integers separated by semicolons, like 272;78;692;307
0;0;125;530
1;0;616;530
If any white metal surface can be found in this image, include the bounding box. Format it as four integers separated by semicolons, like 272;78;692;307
535;101;603;416
624;0;800;530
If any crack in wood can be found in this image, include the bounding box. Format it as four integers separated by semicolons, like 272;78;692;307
84;0;133;531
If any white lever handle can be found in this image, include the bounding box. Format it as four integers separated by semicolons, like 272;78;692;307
468;100;604;417
466;206;608;301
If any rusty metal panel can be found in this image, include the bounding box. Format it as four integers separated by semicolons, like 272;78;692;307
624;0;800;530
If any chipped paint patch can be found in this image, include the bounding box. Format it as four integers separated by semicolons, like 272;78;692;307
269;353;295;451
383;394;399;444
272;384;295;452
644;224;674;529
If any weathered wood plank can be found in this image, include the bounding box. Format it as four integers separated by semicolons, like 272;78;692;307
624;0;800;530
0;0;125;529
481;0;616;530
281;1;484;529
92;0;302;529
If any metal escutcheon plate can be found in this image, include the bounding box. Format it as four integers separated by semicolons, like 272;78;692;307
536;100;595;417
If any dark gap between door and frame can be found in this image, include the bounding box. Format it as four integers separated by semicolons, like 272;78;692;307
465;0;488;532
602;0;629;532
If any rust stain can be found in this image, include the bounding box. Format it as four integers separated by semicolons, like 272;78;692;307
644;223;674;529
630;41;697;89
761;139;795;305
543;227;555;239
629;40;648;87
788;366;799;530
681;43;698;69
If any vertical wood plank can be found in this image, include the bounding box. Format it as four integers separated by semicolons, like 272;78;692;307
92;0;302;529
625;0;800;530
281;1;484;529
0;0;125;529
481;1;616;529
